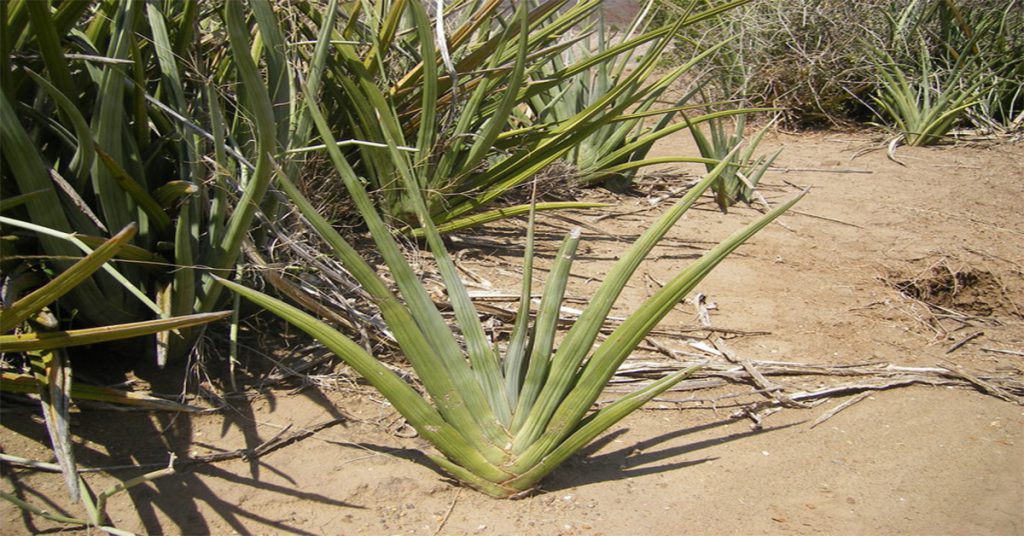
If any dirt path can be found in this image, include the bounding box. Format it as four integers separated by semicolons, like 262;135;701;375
2;132;1022;535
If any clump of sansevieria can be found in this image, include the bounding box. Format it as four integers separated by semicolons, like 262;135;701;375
686;110;780;212
866;39;984;148
681;15;779;212
0;0;337;364
0;221;225;510
217;94;803;497
862;1;1009;149
524;0;754;187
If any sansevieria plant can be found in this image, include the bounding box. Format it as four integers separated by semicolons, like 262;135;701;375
216;94;803;497
0;222;227;504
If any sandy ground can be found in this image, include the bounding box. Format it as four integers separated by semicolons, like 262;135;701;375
2;131;1023;535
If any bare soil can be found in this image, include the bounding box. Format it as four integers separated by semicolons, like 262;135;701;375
2;131;1023;535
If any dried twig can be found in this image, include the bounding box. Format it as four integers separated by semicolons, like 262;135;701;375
945;331;983;354
645;337;685;360
791;379;931;400
731;405;783;430
809;392;872;429
769;166;873;174
939;363;1023;405
604;349;1024;417
981;347;1024;357
713;339;809;408
593;206;652;223
544;213;627;243
0;454;66;473
788;209;864;229
433;488;461;536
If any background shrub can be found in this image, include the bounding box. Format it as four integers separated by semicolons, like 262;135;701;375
665;0;1024;128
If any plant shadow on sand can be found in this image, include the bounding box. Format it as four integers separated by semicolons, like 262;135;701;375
539;418;801;493
1;366;360;535
303;415;800;498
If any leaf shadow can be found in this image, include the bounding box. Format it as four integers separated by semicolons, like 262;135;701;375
540;417;801;492
0;384;361;535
